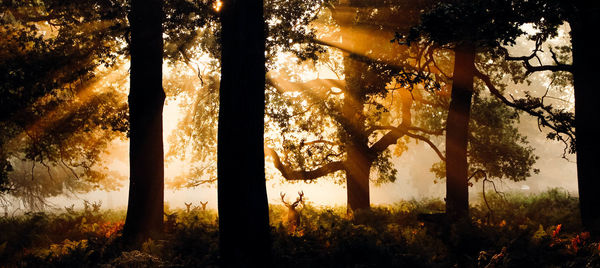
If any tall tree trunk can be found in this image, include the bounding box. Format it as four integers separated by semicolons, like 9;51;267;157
571;1;600;236
445;43;475;221
217;0;271;266
122;0;165;245
341;54;371;213
345;146;372;212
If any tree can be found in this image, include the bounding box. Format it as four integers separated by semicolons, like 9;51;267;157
402;0;545;220
571;0;600;236
0;0;129;207
444;43;475;220
423;0;598;233
264;0;536;215
122;0;165;244
217;0;271;266
264;0;434;212
494;0;600;234
0;0;215;211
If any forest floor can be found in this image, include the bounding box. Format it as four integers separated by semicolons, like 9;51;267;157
1;188;599;267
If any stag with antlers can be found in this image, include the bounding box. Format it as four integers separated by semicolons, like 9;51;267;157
280;191;305;233
200;201;208;211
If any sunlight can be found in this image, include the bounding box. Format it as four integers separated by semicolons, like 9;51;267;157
312;21;410;70
213;0;223;12
7;64;128;150
1;2;585;266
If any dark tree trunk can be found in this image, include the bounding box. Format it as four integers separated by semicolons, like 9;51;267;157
341;54;372;213
445;43;475;221
571;1;600;236
217;0;271;266
345;146;372;212
122;0;165;245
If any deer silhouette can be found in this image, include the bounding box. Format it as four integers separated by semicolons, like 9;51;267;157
164;211;178;233
200;201;208;211
83;200;102;213
65;204;76;214
91;201;102;212
280;191;305;233
185;202;192;213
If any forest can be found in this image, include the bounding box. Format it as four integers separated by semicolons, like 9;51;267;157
1;0;599;267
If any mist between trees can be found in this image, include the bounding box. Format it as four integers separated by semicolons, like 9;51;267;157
1;0;598;266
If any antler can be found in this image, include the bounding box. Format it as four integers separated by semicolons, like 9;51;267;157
280;192;291;207
292;191;304;208
92;201;102;212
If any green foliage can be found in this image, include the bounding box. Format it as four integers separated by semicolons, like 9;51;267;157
473;188;581;232
0;189;596;267
0;0;130;205
0;201;125;266
402;0;576;158
404;0;525;47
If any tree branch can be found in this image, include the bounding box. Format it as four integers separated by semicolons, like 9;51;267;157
474;68;575;147
503;42;572;74
266;75;345;96
264;146;345;181
369;125;446;161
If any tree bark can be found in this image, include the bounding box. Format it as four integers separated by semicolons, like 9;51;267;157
571;1;600;236
218;0;271;266
341;54;372;213
345;146;372;212
122;0;165;245
445;43;475;221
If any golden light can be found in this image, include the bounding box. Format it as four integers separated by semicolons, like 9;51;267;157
330;87;343;94
213;0;223;12
8;64;128;148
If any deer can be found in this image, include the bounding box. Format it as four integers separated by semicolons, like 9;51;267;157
82;200;102;214
280;191;305;233
164;211;178;233
200;201;208;211
65;204;76;214
91;201;102;212
184;202;192;213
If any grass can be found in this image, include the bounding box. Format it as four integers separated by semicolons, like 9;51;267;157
1;188;598;267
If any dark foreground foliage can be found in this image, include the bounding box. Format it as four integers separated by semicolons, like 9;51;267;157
1;188;598;267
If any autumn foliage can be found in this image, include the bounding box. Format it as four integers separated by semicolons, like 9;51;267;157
0;189;598;267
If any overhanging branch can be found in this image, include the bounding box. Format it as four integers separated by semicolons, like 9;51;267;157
474;68;575;151
369;125;446;161
264;146;345;181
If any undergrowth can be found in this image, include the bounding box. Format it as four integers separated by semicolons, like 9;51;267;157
1;188;598;267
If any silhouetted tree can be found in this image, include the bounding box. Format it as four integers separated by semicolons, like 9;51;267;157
0;0;215;209
433;0;598;233
122;0;165;244
496;0;600;235
0;0;129;206
444;43;475;220
403;0;545;220
217;0;271;266
571;0;600;236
